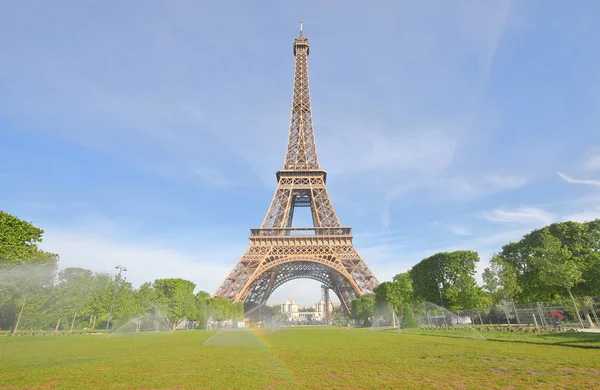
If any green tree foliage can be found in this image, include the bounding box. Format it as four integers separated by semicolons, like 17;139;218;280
410;250;482;311
0;211;58;266
351;294;375;325
84;273;115;329
232;302;245;320
0;212;251;332
195;291;244;328
482;253;522;305
0;211;58;334
51;268;97;332
107;279;136;329
584;219;600;294
194;291;211;328
153;278;198;330
532;232;585;327
130;282;159;316
207;297;243;321
260;304;282;317
401;302;417;328
496;220;600;302
374;272;414;326
2;263;56;334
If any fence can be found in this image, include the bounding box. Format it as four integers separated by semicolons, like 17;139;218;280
412;297;600;329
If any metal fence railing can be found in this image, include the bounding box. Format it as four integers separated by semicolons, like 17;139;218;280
411;297;600;330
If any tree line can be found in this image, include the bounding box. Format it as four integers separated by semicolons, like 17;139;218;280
0;211;243;334
3;210;599;331
352;219;600;328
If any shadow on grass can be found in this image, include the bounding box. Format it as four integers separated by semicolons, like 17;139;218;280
489;332;600;350
396;328;600;349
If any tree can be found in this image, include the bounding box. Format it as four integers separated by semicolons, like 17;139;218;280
501;220;600;301
194;291;211;328
410;251;482;311
531;232;585;328
2;263;55;334
351;294;375;326
482;254;521;325
52;268;97;333
401;302;417;328
374;273;414;326
497;220;600;327
153;278;197;330
0;211;58;334
260;304;282;317
83;273;114;330
483;253;523;321
207;297;243;322
232;302;244;321
132;282;159;314
0;211;57;266
582;219;600;296
194;292;244;328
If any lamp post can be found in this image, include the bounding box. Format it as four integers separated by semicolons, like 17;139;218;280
438;282;448;326
106;265;127;331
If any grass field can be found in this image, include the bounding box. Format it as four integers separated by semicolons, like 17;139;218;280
1;327;599;389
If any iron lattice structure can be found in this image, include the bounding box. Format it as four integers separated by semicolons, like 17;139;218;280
321;284;331;322
214;26;379;314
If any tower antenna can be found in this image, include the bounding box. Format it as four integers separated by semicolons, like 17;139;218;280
300;21;303;37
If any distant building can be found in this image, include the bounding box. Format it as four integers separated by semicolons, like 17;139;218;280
275;298;336;322
280;299;298;314
315;299;334;315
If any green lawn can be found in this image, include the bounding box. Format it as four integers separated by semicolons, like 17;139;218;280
1;327;599;389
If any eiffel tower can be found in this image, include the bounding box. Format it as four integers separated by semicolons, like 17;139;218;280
214;24;379;314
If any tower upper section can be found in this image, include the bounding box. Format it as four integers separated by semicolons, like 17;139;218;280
282;24;320;171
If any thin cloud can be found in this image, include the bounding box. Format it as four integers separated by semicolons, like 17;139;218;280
380;173;530;230
480;206;555;225
564;207;600;223
426;227;532;283
40;227;242;293
557;172;600;187
448;225;472;236
483;174;528;190
584;154;600;171
320;125;460;177
385;173;528;204
193;167;232;188
362;227;532;284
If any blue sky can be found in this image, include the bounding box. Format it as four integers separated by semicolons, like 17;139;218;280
1;1;599;306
